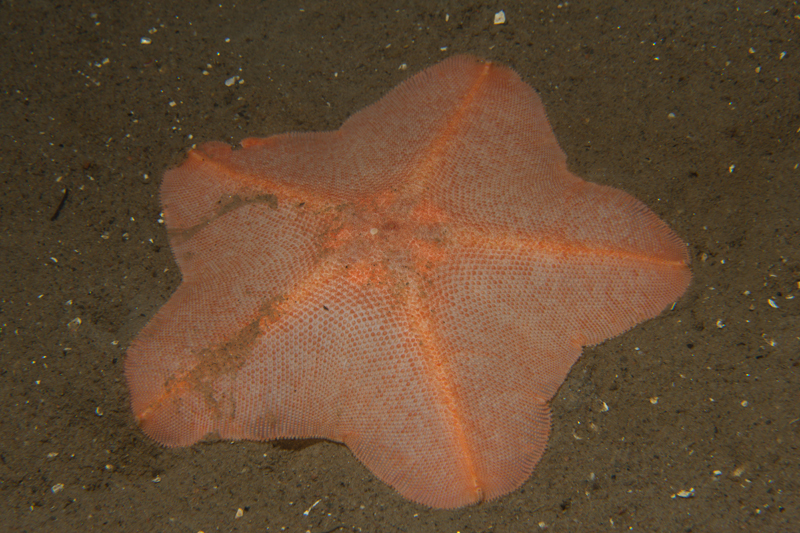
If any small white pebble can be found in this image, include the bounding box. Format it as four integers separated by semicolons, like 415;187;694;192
235;508;244;519
768;299;778;308
140;37;151;45
741;400;749;407
51;483;64;494
650;397;659;405
494;10;506;24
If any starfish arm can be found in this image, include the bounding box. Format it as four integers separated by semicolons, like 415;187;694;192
420;244;690;505
211;275;493;508
126;175;326;444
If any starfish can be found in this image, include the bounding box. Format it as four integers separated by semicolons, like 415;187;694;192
126;55;691;509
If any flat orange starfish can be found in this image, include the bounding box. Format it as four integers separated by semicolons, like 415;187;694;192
126;55;691;508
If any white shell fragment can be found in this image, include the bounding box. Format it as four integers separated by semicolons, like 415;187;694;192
672;487;695;498
303;499;321;516
494;11;506;25
767;298;778;308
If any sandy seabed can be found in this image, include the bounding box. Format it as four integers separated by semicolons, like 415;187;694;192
1;1;798;531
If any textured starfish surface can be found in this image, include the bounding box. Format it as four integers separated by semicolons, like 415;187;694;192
126;55;691;509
